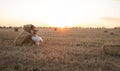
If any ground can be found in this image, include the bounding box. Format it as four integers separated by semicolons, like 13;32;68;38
0;28;120;71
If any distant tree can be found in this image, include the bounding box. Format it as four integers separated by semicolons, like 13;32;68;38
3;26;6;29
14;27;19;32
8;26;12;29
0;26;2;28
48;27;52;29
38;26;42;29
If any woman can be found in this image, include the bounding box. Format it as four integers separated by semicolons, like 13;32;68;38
30;25;43;45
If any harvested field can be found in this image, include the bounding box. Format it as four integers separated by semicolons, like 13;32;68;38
0;28;120;71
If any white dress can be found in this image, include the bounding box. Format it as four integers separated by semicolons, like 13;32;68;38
32;35;43;42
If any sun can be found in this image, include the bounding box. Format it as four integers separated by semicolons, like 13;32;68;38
48;24;73;28
48;22;75;28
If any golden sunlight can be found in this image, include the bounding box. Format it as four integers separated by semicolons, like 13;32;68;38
45;0;102;28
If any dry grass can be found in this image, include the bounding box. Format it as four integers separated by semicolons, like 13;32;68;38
0;28;120;71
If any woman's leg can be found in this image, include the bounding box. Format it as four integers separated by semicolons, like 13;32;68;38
35;41;40;46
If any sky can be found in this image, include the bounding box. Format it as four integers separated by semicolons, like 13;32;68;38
0;0;120;28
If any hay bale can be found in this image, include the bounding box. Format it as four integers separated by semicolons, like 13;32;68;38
13;24;37;46
110;32;114;35
54;28;57;31
104;30;108;33
103;43;120;56
13;31;34;46
76;44;81;46
23;24;33;33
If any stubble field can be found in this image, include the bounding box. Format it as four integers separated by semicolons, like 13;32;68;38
0;28;120;71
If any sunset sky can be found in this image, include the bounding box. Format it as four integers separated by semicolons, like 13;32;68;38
0;0;120;28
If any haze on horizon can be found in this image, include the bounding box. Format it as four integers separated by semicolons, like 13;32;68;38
0;0;120;28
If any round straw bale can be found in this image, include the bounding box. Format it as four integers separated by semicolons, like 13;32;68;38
110;32;114;35
103;43;120;56
104;30;108;33
23;24;33;33
21;34;34;46
54;28;57;31
13;31;34;46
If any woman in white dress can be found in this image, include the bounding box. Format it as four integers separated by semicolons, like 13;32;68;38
30;25;43;45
